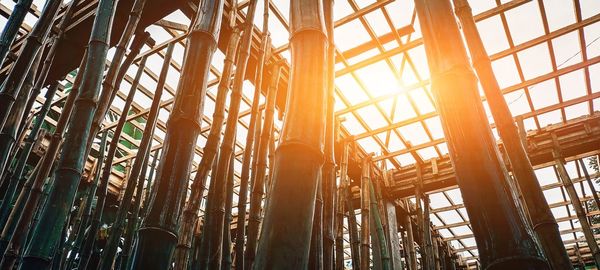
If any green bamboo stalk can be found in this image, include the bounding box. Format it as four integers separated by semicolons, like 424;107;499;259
132;1;224;268
99;42;174;270
18;0;119;267
221;152;235;270
334;140;348;270
78;49;150;270
0;0;34;66
119;147;153;270
173;26;241;270
197;0;260;268
253;0;328;267
65;131;108;270
321;0;336;268
360;157;371;270
369;180;391;270
85;0;150;155
0;53;43;211
0;0;62;132
233;0;270;267
0;52;88;270
245;62;282;268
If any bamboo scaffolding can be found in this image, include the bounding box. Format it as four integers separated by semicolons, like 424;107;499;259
414;0;548;268
133;1;224;268
173;23;241;270
18;0;118;267
254;0;328;267
0;0;62;131
99;42;173;270
452;0;572;268
233;0;270;267
78;43;150;270
360;157;371;270
245;62;283;268
85;0;150;155
0;55;42;226
0;0;34;66
65;131;108;270
0;52;87;270
198;0;260;268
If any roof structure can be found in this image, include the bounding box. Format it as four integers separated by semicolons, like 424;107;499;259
1;0;600;268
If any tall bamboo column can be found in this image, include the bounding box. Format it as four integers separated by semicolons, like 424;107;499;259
334;140;348;270
0;0;62;131
245;62;283;268
553;148;600;266
19;0;118;267
423;194;434;270
414;0;548;268
85;0;150;154
309;173;324;269
452;0;571;268
142;149;161;217
234;1;271;268
322;0;336;268
254;0;328;268
222;152;235;270
0;53;41;183
173;27;240;270
132;1;224;268
99;42;173;270
360;157;371;270
369;180;391;270
403;208;417;270
0;81;56;229
197;0;260;268
0;53;88;269
0;0;34;65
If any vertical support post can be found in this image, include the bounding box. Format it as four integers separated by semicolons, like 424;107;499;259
132;1;224;268
253;0;328;267
360;157;371;270
414;0;548;268
453;1;571;268
403;201;417;270
0;0;34;65
335;139;348;270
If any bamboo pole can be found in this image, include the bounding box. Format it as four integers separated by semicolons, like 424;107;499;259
99;42;173;270
85;0;150;155
423;194;435;270
65;131;108;270
579;159;600;209
132;1;224;268
403;202;417;270
197;0;260;268
334;139;348;270
0;52;41;184
452;1;571;268
142;148;160;218
18;0;118;267
254;0;328;267
0;0;62;131
0;52;87;269
322;1;336;268
309;171;324;270
553;147;600;266
360;157;371;270
0;0;34;66
78;46;150;270
119;146;151;270
222;152;235;270
369;179;391;270
347;189;361;270
173;26;241;270
233;1;271;268
244;63;283;268
414;0;548;268
0;52;42;218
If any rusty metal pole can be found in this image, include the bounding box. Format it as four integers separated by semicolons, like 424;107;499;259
132;1;224;268
244;63;283;268
253;0;328;267
19;0;119;267
0;0;62;131
414;0;549;268
452;1;571;268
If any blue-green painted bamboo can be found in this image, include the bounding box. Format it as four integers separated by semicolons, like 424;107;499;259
0;0;34;66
